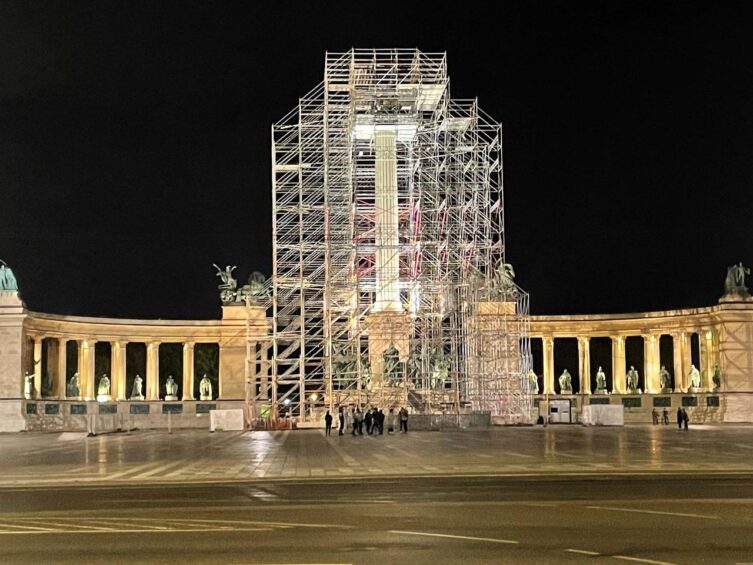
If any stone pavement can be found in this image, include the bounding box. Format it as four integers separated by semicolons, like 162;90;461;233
1;424;753;487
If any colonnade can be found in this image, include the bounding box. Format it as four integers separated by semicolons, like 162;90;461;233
536;328;720;395
26;336;212;401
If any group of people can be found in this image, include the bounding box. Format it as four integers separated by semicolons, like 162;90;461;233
651;407;690;429
323;406;409;436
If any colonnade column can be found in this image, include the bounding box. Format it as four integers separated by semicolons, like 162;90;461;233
260;342;270;400
643;334;660;394
32;336;43;399
671;332;684;392
182;342;195;400
56;338;67;398
146;341;160;400
542;335;554;394
111;341;127;401
682;332;693;391
702;329;715;390
611;336;625;394
578;337;591;394
81;338;96;400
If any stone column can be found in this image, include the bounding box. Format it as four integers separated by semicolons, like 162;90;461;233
81;338;96;400
672;332;684;392
260;342;270;400
682;332;693;391
76;340;83;397
542;335;554;394
643;335;660;394
611;336;625;394
578;337;591;394
111;341;127;400
702;329;715;390
146;341;160;401
182;342;195;400
32;336;43;399
56;338;67;399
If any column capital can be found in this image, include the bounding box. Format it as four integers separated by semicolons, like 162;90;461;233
578;336;590;344
183;341;195;349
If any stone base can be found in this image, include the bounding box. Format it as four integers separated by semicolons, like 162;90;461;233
200;395;212;401
688;387;703;394
594;388;609;395
660;387;673;394
0;399;26;432
96;394;112;402
719;291;753;303
164;395;178;401
130;395;145;401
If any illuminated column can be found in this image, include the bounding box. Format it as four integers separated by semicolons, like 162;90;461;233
32;336;43;399
373;128;401;312
611;336;625;394
81;338;96;400
643;334;659;393
76;340;83;397
702;329;715;390
146;341;160;400
542;335;555;394
260;342;270;400
682;332;693;391
111;341;127;401
56;338;67;398
671;332;684;392
182;342;195;400
578;337;591;394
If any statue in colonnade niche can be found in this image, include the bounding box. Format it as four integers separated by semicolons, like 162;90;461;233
626;366;639;393
0;259;18;290
131;374;144;400
23;371;34;399
199;374;212;400
164;375;178;400
688;364;702;390
558;369;572;394
595;366;608;394
527;369;539;394
712;364;721;391
659;365;672;392
97;373;111;395
67;372;80;397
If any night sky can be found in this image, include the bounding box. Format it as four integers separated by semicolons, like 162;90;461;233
2;1;752;320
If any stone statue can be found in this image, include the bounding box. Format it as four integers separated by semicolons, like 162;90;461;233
492;262;516;293
213;264;237;304
332;346;356;380
558;369;572;394
23;371;34;399
527;369;539;394
712;364;721;391
165;375;178;400
659;365;672;392
383;344;401;383
97;373;111;397
626;366;639;393
688;364;701;390
67;372;80;397
725;262;750;294
430;349;449;389
238;271;268;301
131;374;144;400
199;374;212;400
0;260;18;291
595;366;607;393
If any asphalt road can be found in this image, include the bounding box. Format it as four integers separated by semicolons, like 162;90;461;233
1;475;752;564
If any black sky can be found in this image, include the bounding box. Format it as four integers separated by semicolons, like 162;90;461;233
1;1;752;319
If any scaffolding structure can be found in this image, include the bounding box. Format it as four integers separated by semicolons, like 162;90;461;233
268;49;531;423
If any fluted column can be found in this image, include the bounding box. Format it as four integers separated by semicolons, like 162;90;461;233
111;341;127;400
643;334;660;393
578;337;591;394
682;332;693;391
611;336;625;394
182;342;195;400
702;329;715;390
81;338;96;400
543;335;555;394
32;336;43;399
146;341;160;400
56;338;67;398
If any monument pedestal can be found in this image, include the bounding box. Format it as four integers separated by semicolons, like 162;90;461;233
365;311;412;387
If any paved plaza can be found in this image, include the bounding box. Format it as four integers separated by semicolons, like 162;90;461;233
2;424;753;488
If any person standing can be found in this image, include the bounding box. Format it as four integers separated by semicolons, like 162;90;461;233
338;406;345;435
400;407;409;433
355;408;364;435
387;408;396;434
682;407;689;430
676;406;683;430
324;410;333;437
351;408;358;436
662;408;669;425
377;409;385;434
651;408;659;425
365;408;373;435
